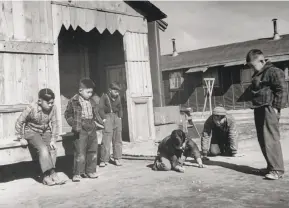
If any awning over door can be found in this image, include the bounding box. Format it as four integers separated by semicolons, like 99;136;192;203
52;2;148;43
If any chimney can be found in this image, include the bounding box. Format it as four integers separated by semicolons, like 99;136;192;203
171;38;178;56
272;18;281;40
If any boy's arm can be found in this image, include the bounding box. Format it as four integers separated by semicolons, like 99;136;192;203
117;96;123;119
228;118;238;156
64;100;74;127
271;69;287;110
51;106;60;142
98;94;107;120
15;106;32;139
201;116;213;156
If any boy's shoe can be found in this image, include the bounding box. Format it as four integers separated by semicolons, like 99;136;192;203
86;172;99;179
72;175;82;182
81;173;89;178
43;175;56;186
99;162;107;167
265;171;284;180
50;172;67;185
114;159;122;166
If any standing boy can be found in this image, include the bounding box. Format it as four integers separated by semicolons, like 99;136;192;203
15;88;65;186
201;106;239;158
65;78;104;182
99;82;123;167
246;49;287;180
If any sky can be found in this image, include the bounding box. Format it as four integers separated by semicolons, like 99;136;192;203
152;1;289;55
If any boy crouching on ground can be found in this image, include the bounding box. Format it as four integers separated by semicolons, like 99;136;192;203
15;88;66;186
65;78;104;182
152;129;206;173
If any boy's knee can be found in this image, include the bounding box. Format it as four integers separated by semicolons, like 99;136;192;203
209;149;220;156
75;154;85;162
157;157;171;171
38;147;50;158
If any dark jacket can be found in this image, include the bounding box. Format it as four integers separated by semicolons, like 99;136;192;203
157;136;201;169
201;114;238;155
250;62;287;110
64;94;104;132
99;93;123;119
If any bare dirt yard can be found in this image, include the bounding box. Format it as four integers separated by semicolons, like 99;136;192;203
1;136;289;208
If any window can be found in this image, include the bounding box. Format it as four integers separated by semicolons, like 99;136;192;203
169;71;184;91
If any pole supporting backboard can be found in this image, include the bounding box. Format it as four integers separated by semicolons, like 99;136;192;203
202;78;215;117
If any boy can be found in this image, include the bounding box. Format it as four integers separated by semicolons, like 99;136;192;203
65;78;104;182
246;49;287;180
201;106;239;158
99;82;123;167
15;88;65;186
152;129;206;173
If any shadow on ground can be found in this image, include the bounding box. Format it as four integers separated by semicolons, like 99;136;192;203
0;156;74;183
203;159;263;176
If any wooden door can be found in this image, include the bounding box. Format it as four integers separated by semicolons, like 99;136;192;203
105;64;129;141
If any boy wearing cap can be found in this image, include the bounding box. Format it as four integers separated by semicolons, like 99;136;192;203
201;106;239;158
152;129;205;173
15;88;65;186
65;78;104;182
99;82;123;167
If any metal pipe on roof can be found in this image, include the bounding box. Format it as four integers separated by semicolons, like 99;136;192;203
272;18;281;40
172;38;178;57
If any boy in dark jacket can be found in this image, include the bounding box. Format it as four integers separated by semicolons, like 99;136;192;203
246;49;287;180
152;129;205;173
201;107;239;158
15;88;66;186
99;82;123;167
65;78;104;182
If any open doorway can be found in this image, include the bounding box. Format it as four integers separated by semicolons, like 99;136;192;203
58;26;129;141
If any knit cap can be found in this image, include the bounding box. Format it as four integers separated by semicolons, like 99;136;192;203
212;107;226;116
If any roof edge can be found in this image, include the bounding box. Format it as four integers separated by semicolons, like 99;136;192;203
162;53;289;72
124;1;167;22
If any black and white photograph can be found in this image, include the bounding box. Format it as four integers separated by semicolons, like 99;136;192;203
0;0;289;207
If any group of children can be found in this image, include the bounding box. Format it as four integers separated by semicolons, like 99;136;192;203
14;76;242;185
15;78;124;185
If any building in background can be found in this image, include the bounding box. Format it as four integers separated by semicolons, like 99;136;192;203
161;19;289;112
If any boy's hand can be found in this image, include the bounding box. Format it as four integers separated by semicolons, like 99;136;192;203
103;119;106;123
232;153;245;157
175;165;185;173
19;138;28;147
198;164;207;168
50;140;57;150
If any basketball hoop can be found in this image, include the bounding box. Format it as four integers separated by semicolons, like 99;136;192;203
202;78;215;117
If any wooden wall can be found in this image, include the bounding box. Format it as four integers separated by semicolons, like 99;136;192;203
0;1;57;141
124;32;155;141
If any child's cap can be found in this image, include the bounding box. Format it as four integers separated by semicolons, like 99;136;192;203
79;78;95;89
38;88;55;102
109;82;121;91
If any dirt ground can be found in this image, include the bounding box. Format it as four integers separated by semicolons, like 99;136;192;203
1;138;289;208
